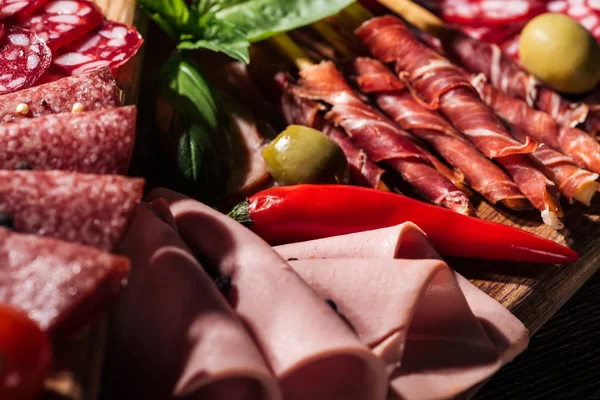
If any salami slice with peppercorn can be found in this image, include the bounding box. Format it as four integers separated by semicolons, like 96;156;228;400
52;19;143;75
18;0;103;51
440;0;546;27
0;106;137;174
0;228;130;339
0;25;51;94
0;0;48;21
0;170;144;250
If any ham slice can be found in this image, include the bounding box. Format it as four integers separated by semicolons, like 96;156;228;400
437;30;590;129
0;228;129;340
145;188;388;400
108;204;281;400
293;61;472;214
274;224;529;400
356;16;537;160
349;57;526;208
471;75;600;175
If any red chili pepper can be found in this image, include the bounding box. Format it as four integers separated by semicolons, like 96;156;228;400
228;184;577;264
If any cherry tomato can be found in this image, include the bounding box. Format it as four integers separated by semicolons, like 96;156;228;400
0;304;52;400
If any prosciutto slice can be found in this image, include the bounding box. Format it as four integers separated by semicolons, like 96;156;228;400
471;75;600;174
293;61;472;214
274;224;529;400
356;16;536;160
109;204;281;400
510;126;599;206
145;188;388;400
438;31;589;129
349;57;526;207
0;228;129;340
276;72;384;189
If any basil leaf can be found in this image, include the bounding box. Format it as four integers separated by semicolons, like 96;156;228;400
155;53;232;202
214;0;355;42
138;0;190;39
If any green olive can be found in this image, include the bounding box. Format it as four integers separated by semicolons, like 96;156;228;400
519;13;600;94
262;125;349;185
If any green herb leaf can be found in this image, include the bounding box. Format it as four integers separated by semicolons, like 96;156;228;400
214;0;355;42
155;53;232;202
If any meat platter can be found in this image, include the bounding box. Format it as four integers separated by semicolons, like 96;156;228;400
2;0;600;399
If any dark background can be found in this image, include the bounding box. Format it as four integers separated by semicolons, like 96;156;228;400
476;270;600;399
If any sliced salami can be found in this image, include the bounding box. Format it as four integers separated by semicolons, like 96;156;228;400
19;0;103;51
0;106;137;174
0;0;48;20
0;228;129;338
52;19;143;75
441;0;546;27
0;67;120;124
0;25;51;94
461;24;523;44
0;171;144;250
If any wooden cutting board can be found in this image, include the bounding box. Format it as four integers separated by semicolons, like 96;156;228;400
41;1;146;399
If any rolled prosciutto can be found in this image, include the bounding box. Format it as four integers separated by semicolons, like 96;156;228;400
436;30;591;130
109;204;281;400
145;188;388;400
349;57;526;208
275;224;529;400
275;72;384;189
471;75;600;175
0;228;129;340
509;127;599;206
356;16;537;160
293;61;472;214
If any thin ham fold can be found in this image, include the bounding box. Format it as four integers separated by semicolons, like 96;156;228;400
355;16;536;160
275;72;384;189
437;31;591;130
145;188;388;400
292;61;472;214
471;75;600;175
109;204;281;400
275;223;529;400
349;57;525;206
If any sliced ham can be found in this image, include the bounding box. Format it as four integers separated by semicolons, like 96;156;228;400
471;75;600;174
275;224;529;400
293;61;472;214
349;57;526;208
145;188;388;400
108;204;281;400
436;29;589;129
0;170;143;250
0;228;129;340
355;16;536;160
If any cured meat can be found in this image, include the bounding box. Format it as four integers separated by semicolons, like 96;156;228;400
146;188;388;400
0;106;136;174
461;24;523;44
293;61;472;214
19;0;103;51
0;67;121;124
276;73;384;189
434;28;589;128
356;16;536;160
0;228;129;338
109;204;282;400
0;170;144;250
273;224;529;400
0;0;47;20
471;76;600;174
510;126;600;205
439;0;545;27
0;25;51;94
52;20;143;75
350;57;526;207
